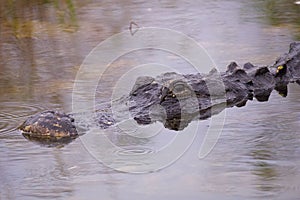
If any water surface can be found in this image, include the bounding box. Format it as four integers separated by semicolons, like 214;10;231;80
1;0;300;199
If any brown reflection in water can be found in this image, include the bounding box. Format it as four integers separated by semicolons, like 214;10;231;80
254;0;300;39
0;0;78;34
0;0;136;109
250;139;280;193
0;0;80;107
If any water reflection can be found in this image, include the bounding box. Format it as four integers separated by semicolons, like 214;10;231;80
0;0;83;115
22;133;76;147
254;0;300;39
251;145;279;192
1;0;300;199
0;0;78;33
19;149;74;199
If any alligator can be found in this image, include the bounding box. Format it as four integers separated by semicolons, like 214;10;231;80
18;42;300;144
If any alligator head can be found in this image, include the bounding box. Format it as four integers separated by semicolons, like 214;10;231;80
270;41;300;96
18;110;78;142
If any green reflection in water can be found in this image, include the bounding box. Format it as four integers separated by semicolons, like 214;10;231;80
0;0;82;108
53;0;78;31
255;0;300;39
250;141;279;193
0;0;78;37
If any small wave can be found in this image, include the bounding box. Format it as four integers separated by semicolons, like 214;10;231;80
114;146;155;156
0;102;47;118
0;121;10;134
0;101;48;135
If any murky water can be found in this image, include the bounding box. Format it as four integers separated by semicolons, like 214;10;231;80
1;0;300;199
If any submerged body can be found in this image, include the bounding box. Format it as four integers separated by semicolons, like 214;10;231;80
18;42;300;139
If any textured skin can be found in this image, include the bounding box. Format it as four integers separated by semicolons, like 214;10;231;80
18;42;300;137
18;110;78;138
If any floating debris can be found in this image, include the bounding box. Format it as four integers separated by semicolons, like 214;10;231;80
129;21;140;36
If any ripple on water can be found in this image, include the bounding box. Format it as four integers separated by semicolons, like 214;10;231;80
0;101;47;136
114;146;155;156
110;146;155;166
106;146;156;172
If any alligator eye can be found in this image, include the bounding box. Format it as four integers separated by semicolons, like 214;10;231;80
275;64;287;78
276;65;284;73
